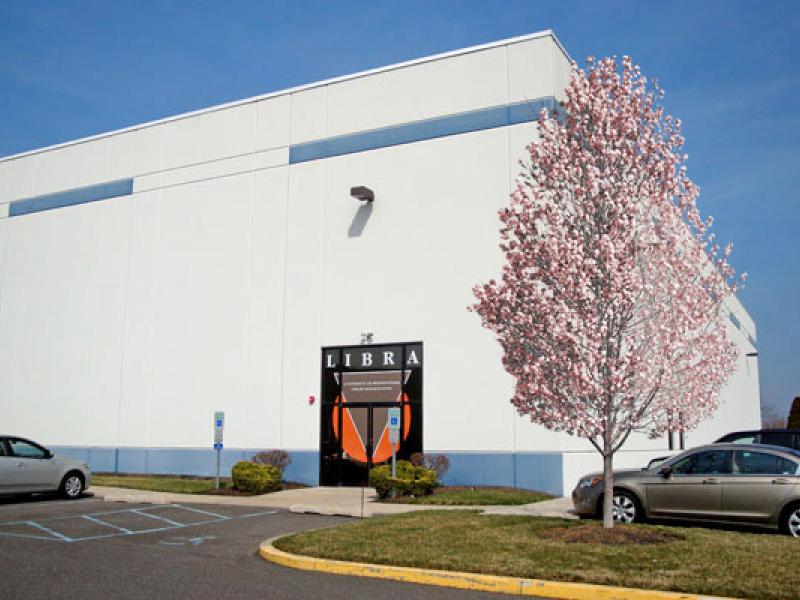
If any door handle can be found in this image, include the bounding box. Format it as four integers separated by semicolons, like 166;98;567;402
772;478;791;485
17;462;26;468
702;478;719;484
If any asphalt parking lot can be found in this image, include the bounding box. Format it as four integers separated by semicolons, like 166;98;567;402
0;494;518;599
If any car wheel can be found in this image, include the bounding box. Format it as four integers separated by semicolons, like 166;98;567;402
782;504;800;538
611;491;642;524
60;472;84;499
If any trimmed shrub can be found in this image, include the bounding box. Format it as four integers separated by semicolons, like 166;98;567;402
369;460;438;499
251;450;291;473
788;397;800;429
408;453;451;479
231;461;281;494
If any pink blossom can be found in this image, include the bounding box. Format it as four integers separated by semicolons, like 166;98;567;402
470;55;744;527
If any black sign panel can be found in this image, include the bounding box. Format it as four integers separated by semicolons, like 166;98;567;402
323;343;423;371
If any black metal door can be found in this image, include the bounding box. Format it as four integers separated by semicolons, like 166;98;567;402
319;342;423;486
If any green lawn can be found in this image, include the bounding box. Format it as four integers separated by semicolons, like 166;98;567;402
275;511;798;600
92;474;232;494
391;487;552;505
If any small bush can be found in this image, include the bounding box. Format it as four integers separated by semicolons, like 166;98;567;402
408;453;451;479
370;460;438;499
231;461;281;494
422;454;450;479
251;449;291;473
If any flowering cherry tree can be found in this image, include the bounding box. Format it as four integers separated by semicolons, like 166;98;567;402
471;56;745;528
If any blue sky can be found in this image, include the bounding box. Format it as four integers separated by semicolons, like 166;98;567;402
1;1;797;418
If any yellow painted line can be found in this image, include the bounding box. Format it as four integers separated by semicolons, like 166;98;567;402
259;537;735;600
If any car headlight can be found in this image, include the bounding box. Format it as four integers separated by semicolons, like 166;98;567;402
578;476;603;489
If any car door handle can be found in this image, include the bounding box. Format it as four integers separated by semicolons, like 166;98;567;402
702;478;719;484
17;462;26;468
772;478;791;485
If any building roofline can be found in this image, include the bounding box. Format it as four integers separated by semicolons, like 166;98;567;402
0;30;570;165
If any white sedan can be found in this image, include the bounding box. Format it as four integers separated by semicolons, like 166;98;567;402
0;435;92;499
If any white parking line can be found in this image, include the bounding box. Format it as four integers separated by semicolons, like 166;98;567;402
26;520;74;542
82;514;133;533
131;509;185;527
0;529;59;541
171;505;230;520
0;504;279;543
0;498;104;513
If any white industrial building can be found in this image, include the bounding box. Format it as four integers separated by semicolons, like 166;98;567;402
0;31;760;495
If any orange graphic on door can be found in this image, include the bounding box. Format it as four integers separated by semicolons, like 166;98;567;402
332;387;411;464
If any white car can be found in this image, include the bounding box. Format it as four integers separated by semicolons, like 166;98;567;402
0;436;92;499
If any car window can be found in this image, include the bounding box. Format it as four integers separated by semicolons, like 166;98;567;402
760;432;796;449
727;434;757;444
672;450;731;475
8;439;47;459
733;450;799;475
0;440;6;457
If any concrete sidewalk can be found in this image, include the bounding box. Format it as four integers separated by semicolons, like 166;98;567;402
483;496;576;518
90;485;577;519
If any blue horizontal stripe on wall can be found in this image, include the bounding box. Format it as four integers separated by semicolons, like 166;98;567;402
441;452;563;496
289;97;560;164
50;446;564;494
49;446;321;487
9;178;134;217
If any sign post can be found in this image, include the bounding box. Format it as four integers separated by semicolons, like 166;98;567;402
213;411;225;492
387;407;401;498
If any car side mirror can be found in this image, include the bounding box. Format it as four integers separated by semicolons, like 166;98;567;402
658;466;672;478
44;450;54;459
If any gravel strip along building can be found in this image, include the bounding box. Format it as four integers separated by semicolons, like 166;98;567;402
0;31;760;495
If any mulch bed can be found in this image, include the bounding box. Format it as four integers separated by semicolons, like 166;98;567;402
209;481;309;496
208;488;256;496
537;524;685;545
379;485;536;502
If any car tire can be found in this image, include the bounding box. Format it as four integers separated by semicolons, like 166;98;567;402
602;490;643;524
780;503;800;538
59;472;84;499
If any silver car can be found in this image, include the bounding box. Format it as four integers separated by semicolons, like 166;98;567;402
572;443;800;536
0;436;92;499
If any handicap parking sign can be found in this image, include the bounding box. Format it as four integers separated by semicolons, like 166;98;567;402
388;407;401;430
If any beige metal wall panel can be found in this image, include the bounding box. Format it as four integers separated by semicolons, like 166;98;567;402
141;173;253;448
0;199;131;446
507;36;557;104
326;46;508;138
289;87;328;145
154;103;257;172
0;157;36;201
241;167;290;449
280;160;326;449
253;95;291;151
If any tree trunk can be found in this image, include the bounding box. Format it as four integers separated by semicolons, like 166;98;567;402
602;452;614;529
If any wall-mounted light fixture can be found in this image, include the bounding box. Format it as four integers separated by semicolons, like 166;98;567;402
350;186;374;202
360;332;374;345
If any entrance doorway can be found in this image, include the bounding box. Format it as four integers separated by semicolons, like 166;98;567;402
319;342;423;486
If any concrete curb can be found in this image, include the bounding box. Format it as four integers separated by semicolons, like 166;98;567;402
259;537;734;600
